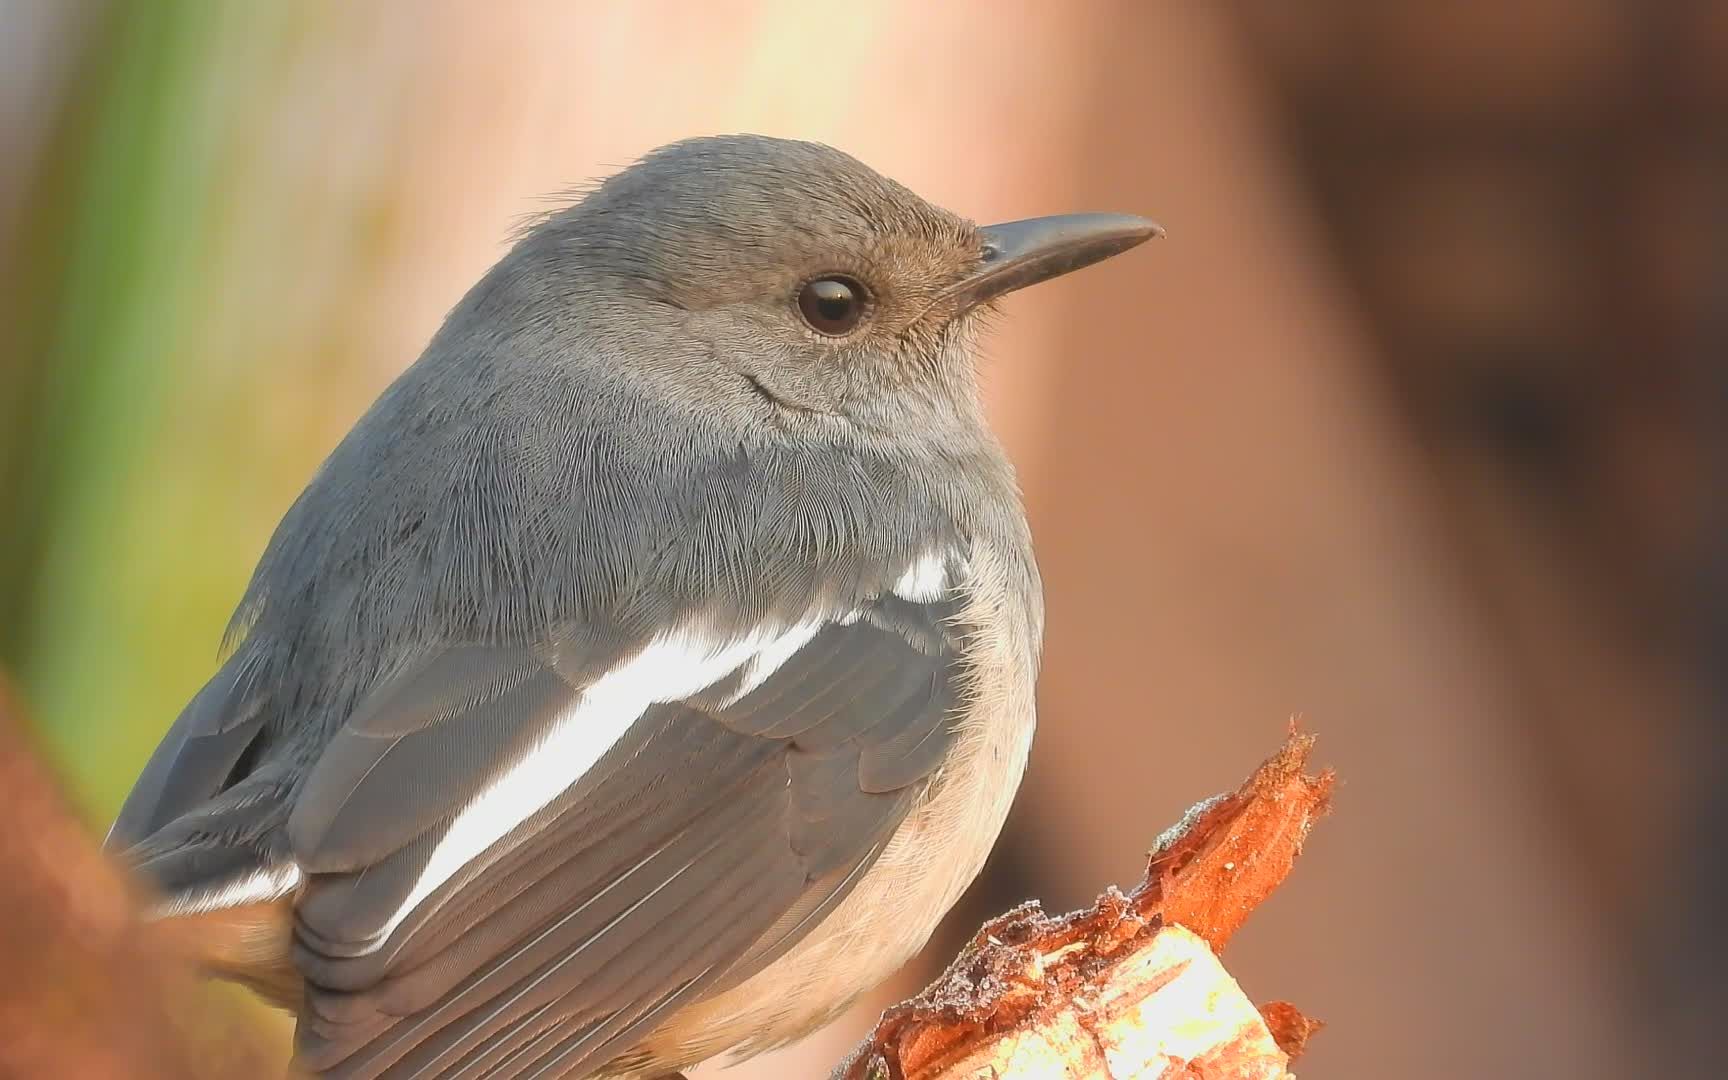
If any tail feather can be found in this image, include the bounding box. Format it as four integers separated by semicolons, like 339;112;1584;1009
116;767;303;1008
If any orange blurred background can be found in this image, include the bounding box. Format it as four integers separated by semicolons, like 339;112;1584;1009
3;3;1723;1076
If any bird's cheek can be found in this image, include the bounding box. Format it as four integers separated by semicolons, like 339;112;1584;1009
740;359;843;416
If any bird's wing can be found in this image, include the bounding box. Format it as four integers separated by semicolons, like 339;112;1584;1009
103;642;300;914
107;649;269;854
286;587;964;1080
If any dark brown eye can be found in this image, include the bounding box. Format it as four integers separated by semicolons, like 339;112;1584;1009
797;276;867;335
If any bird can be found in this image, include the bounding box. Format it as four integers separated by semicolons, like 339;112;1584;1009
106;134;1158;1079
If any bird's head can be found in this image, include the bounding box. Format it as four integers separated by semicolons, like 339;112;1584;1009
486;135;1159;438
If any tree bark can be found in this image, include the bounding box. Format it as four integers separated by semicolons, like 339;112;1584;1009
834;730;1330;1080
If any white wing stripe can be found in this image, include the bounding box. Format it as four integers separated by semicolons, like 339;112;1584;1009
719;617;825;707
370;619;824;944
893;550;952;603
365;547;954;946
152;863;302;918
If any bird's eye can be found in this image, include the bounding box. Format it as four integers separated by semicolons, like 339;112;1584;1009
796;276;868;336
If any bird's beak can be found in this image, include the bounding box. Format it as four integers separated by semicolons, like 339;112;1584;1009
951;213;1163;310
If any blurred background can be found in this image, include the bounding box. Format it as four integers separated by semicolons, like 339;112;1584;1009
3;2;1724;1077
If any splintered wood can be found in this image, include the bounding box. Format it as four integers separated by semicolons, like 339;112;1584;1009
837;729;1332;1080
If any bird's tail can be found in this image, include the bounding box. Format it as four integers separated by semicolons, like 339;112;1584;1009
120;770;305;1009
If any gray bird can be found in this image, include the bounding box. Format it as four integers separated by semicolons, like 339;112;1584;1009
107;134;1157;1079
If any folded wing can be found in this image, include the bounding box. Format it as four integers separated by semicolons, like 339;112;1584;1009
288;593;963;1079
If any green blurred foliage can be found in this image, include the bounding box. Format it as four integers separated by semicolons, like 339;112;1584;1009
3;3;396;824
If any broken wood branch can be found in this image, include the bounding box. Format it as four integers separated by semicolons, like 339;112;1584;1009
835;728;1332;1080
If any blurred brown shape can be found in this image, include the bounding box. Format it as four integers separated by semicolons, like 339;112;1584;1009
0;673;275;1079
1235;0;1721;918
839;730;1328;1079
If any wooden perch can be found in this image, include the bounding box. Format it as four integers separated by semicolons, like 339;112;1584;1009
835;729;1332;1080
0;671;1331;1079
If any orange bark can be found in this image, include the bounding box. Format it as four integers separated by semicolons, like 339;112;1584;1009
837;729;1331;1079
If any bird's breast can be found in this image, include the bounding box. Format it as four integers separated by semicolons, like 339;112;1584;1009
634;537;1041;1071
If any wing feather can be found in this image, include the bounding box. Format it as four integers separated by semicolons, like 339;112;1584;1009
107;647;268;853
289;650;572;874
290;591;963;1079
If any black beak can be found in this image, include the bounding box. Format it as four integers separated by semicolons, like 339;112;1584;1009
952;213;1163;309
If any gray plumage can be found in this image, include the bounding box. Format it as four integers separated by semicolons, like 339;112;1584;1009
108;134;1156;1079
